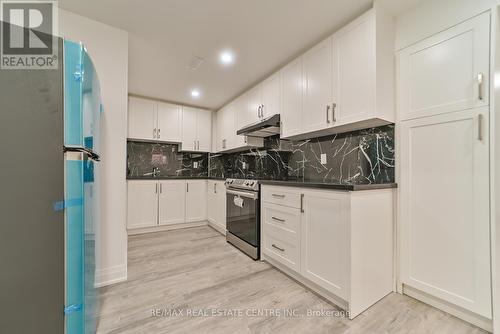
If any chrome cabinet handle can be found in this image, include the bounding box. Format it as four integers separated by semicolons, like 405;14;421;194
158;128;161;139
160;183;162;193
258;105;262;118
332;103;337;122
153;128;157;139
261;104;264;118
326;105;331;123
214;183;217;194
186;182;189;192
272;244;285;252
478;114;483;141
478;73;484;101
271;194;285;198
272;216;285;223
155;183;158;194
300;194;304;213
244;136;248;144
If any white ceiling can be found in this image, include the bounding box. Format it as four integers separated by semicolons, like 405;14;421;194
58;0;421;110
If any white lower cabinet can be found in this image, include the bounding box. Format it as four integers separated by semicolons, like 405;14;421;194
127;179;208;231
207;180;226;233
158;180;186;226
126;180;158;229
399;107;491;319
185;180;207;223
261;185;394;319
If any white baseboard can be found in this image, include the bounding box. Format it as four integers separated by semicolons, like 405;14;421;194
207;221;226;236
403;285;493;332
127;221;208;236
95;264;127;288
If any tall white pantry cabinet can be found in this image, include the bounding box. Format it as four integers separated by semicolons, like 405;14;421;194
397;11;492;323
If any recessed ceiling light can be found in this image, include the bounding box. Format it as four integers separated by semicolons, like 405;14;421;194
191;89;200;98
219;50;235;65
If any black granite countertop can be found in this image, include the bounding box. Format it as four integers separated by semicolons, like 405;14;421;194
259;180;397;191
126;176;225;181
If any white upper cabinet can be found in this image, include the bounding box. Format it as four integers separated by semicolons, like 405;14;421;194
244;85;263;126
398;12;489;121
302;37;334;133
128;97;156;140
128;96;185;143
333;11;376;126
180;107;212;152
281;57;304;138
261;72;281;119
156;102;181;142
214;99;263;153
197;108;212;152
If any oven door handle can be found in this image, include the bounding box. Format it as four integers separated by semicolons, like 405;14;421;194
226;189;259;200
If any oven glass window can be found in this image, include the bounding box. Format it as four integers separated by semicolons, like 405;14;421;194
226;193;258;247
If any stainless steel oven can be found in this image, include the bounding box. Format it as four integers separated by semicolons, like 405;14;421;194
225;179;260;259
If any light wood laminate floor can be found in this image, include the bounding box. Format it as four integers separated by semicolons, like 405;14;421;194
97;226;487;334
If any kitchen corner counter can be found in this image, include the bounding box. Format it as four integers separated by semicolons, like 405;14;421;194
259;180;397;191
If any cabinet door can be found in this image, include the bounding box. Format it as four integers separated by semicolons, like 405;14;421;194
303;38;334;133
158;180;186;225
400;107;491;318
127;181;158;229
301;190;349;299
185;180;207;222
128;97;156;140
207;181;217;223
157;102;181;142
333;12;375;125
181;106;197;151
245;85;262;125
398;12;489;121
261;72;281;119
215;181;226;229
281;57;303;138
197;109;212;152
235;91;250;129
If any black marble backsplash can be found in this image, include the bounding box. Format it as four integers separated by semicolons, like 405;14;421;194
127;141;208;178
127;125;394;185
209;125;395;184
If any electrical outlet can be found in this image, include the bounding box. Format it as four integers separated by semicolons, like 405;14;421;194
320;153;327;165
193;161;198;168
242;162;247;170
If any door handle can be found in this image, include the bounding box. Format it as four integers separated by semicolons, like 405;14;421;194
300;194;304;213
271;216;285;223
272;244;285;252
478;114;484;141
271;194;285;198
332;103;337;122
326;105;330;123
478;73;484;101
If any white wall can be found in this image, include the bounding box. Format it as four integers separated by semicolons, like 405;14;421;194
395;0;496;50
59;9;128;286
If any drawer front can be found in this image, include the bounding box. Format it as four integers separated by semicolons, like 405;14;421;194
262;223;300;272
262;203;300;233
262;186;301;208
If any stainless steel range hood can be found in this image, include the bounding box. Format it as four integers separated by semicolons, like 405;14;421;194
236;114;280;138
